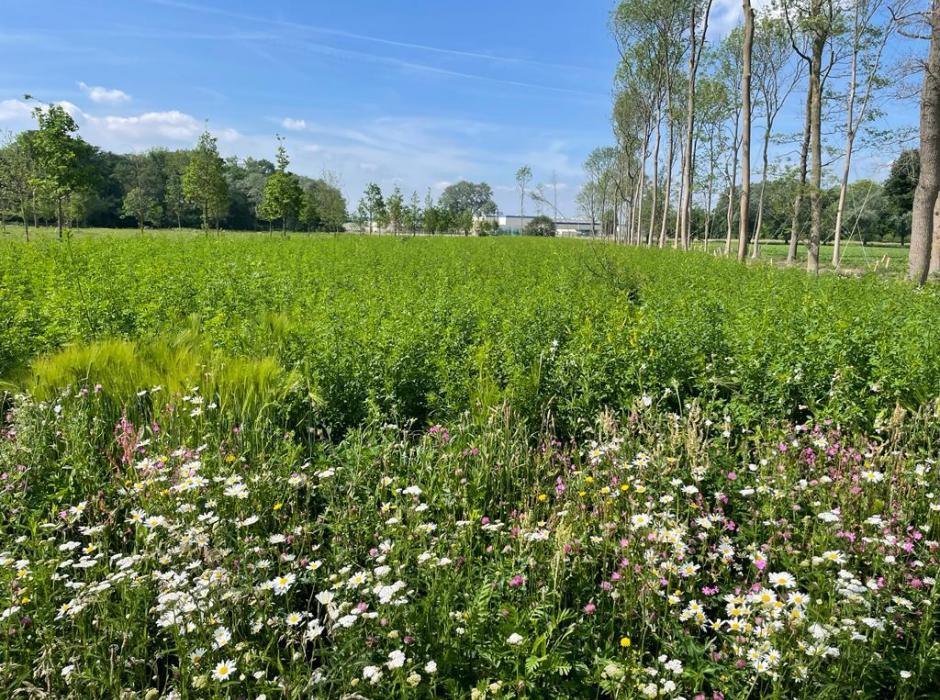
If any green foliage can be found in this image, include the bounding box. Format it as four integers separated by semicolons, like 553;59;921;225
883;149;919;245
26;103;96;235
523;215;557;237
224;155;272;229
0;235;939;697
1;395;938;697
0;132;37;237
121;187;161;231
357;183;386;233
258;138;304;233
259;172;303;232
182;130;229;230
386;186;404;233
439;181;497;222
117;152;165;232
1;235;939;440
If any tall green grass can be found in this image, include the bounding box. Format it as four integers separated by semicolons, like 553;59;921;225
2;234;939;438
24;334;302;430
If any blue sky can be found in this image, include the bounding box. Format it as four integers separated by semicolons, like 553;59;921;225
0;0;920;216
0;0;633;215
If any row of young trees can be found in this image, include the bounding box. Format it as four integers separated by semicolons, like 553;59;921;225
581;0;940;280
354;180;499;235
0;100;513;239
0;102;348;238
580;143;920;246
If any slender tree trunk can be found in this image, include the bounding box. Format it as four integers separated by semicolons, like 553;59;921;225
725;176;736;254
835;1;893;270
724;109;741;256
22;203;29;242
788;88;812;264
832;131;856;271
679;1;713;251
690;131;699;245
659;101;675;248
672;183;682;250
931;198;940;273
673;156;684;249
631;166;643;244
704;175;713;252
806;24;826;275
648;103;662;246
752;118;772;259
627;186;636;243
738;0;754;262
910;0;940;283
635;127;650;244
833;15;859;271
56;198;64;240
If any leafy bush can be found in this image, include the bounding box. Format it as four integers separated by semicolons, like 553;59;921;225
523;215;556;237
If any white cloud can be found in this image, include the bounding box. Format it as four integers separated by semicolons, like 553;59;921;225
57;101;84;118
709;0;774;37
80;110;241;150
0;98;82;125
1;93;241;151
86;110;202;140
78;81;132;104
281;117;307;130
0;98;32;122
0;89;583;214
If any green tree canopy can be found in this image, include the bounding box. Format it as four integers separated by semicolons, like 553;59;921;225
182;129;229;231
258;138;303;234
523;215;556;237
27;102;96;238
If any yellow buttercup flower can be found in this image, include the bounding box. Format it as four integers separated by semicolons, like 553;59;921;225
273;502;283;511
620;636;631;648
537;494;547;502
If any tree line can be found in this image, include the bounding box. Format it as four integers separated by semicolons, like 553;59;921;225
352;179;502;235
0;100;529;239
583;0;940;281
0;101;348;239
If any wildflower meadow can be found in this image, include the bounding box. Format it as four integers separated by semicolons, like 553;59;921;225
1;234;939;698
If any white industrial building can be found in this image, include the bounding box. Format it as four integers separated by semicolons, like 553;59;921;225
482;214;598;237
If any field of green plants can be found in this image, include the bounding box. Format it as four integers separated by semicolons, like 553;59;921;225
2;233;939;698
